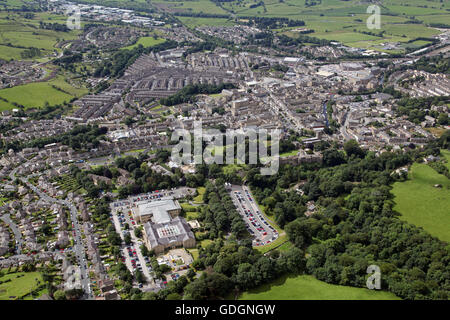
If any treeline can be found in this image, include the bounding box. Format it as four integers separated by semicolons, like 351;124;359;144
198;180;247;239
278;34;331;47
53;52;83;68
159;83;236;106
410;55;450;74
184;238;306;299
93;40;177;78
39;22;69;32
242;16;305;29
20;47;41;59
1;125;107;153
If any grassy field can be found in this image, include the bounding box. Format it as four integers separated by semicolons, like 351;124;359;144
0;271;43;300
122;36;166;50
0;12;81;60
392;158;450;242
0;74;88;110
238;274;400;300
159;0;448;53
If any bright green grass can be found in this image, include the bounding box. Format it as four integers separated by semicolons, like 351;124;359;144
392;161;450;242
280;149;299;157
0;271;43;300
200;239;213;248
0;12;80;60
187;248;199;261
0;75;87;110
239;274;400;300
441;150;450;171
122;37;166;50
194;187;206;203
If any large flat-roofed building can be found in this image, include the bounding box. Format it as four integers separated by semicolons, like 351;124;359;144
133;198;181;223
143;216;196;254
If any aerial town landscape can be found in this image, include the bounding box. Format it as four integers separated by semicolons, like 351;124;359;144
0;0;449;306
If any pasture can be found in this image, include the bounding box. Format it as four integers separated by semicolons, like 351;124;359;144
238;274;400;300
392;159;450;242
0;75;88;110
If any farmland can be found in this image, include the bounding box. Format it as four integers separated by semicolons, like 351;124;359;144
0;12;81;61
238;274;400;300
391;156;450;243
149;0;448;53
0;74;88;111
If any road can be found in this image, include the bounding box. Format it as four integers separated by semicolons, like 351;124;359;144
0;214;23;254
20;175;93;299
229;185;278;247
340;110;351;141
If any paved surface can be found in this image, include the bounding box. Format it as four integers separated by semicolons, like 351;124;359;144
230;185;279;247
0;214;23;254
110;202;156;291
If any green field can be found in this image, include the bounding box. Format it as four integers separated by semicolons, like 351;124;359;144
157;0;448;53
122;36;166;50
392;157;450;242
0;12;81;60
0;75;88;110
0;271;43;300
239;274;400;300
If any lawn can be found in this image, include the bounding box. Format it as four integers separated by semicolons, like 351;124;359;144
391;159;450;242
280;149;299;157
187;248;199;261
193;187;206;204
0;271;43;300
238;274;400;300
122;36;166;50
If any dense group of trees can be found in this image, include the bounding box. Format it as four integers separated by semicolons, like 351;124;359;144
199;180;247;239
278;34;332;47
394;96;449;124
184;238;307;299
114;155;183;198
410;55;450;74
244;136;450;300
159;83;236;106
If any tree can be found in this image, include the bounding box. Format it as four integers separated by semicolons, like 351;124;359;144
53;290;66;300
323;148;346;166
166;292;182;300
135;270;146;284
124;234;132;245
134;228;143;238
344;140;365;158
